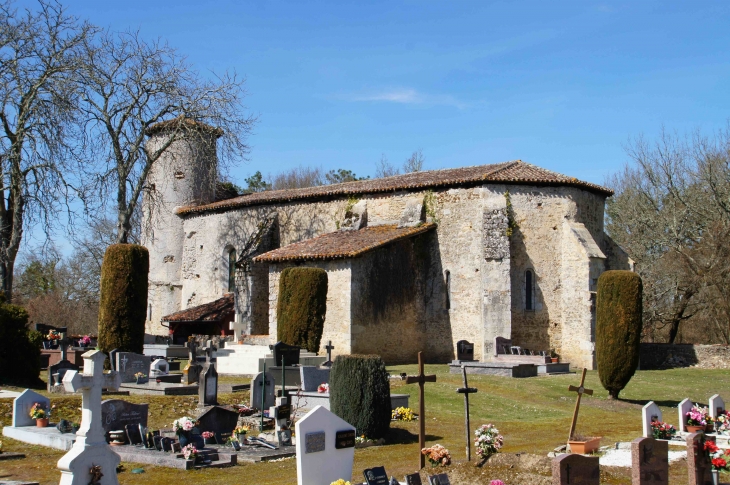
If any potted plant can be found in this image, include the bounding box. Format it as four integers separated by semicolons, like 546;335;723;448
550;349;559;364
650;420;677;440
474;424;504;460
79;335;92;348
317;383;329;394
201;431;216;446
686;404;709;433
421;444;451;467
391;406;416;422
233;424;248;442
568;434;602;454
704;440;730;485
181;443;198;463
134;372;147;384
173;417;196;447
29;402;48;427
47;330;61;349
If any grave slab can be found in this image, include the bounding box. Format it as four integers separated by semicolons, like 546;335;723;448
449;362;537;378
0;481;40;485
295;392;409;411
0;390;21;398
0;451;25;460
2;425;75;450
118;382;197;395
537;363;572;375
232;444;297;463
631;437;668;485
111;445;237;470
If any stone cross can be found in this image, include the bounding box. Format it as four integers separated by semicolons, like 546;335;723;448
58;350;121;485
323;341;335;366
567;368;593;441
406;351;437;469
59;336;71;361
456;365;478;461
229;313;249;344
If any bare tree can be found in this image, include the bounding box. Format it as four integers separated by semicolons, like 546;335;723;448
403;148;425;173
375;153;399;178
270;165;324;190
74;29;255;243
0;1;94;301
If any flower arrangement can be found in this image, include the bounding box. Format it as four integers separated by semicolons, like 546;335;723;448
391;406;416;421
80;335;92;346
650;421;677;440
134;372;147;379
233;425;249;436
421;444;451;467
716;411;730;435
490;481;505;485
173;417;196;434
475;424;504;457
235;403;255;416
329;480;352;485
29;402;47;420
705;440;730;472
46;330;61;341
687;404;710;426
318;383;329;393
201;431;214;440
181;444;198;460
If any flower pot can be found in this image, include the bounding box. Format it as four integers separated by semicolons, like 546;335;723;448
568;437;602;454
551;358;558;363
686;425;705;434
712;469;719;485
706;423;715;433
178;431;191;447
136;377;147;385
36;418;49;428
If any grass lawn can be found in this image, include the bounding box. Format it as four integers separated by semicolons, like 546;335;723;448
1;366;728;484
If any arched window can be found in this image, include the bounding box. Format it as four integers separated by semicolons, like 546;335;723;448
228;248;237;292
525;269;534;311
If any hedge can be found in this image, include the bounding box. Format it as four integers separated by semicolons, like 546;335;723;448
276;267;327;353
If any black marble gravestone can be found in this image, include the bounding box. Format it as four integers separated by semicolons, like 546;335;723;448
272;341;300;366
124;423;143;445
405;473;423;485
364;466;389;485
456;340;475;361
428;474;451;485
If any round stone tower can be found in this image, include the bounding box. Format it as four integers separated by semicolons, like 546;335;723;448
142;117;222;336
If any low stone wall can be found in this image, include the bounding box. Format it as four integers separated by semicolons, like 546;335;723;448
640;343;730;369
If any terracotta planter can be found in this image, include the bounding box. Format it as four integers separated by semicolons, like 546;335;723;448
551;358;558;363
706;423;715;433
36;418;49;428
686;425;705;434
568;437;601;454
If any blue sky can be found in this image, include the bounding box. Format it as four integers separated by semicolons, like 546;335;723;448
22;1;730;185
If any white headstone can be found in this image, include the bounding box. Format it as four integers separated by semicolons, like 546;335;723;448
12;389;50;427
642;401;662;438
149;358;169;378
295;405;355;485
57;349;122;485
710;394;725;419
678;398;693;433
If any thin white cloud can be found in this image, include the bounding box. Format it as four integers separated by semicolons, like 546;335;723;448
344;88;468;109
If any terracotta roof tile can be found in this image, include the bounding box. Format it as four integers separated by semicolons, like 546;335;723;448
253;223;437;263
162;293;233;323
177;160;612;216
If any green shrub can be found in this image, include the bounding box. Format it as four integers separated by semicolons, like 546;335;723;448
596;270;643;399
330;354;391;439
276;267;327;353
0;295;42;386
97;244;149;354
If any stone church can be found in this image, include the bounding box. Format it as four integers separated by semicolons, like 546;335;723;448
142;120;632;369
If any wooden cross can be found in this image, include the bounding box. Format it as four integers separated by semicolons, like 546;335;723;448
567;368;593;441
324;341;335;366
456;365;478;461
406;351;437;469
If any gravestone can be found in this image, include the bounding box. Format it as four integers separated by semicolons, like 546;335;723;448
199;349;218;406
48;359;80;392
100;399;148;435
124;424;143;445
108;349;119;371
405;473;423;485
456;340;475;361
709;394;725;419
678;398;693;433
428;474;451;485
153;435;164;451
273;341;300;366
12;389;50;427
149;358;169;378
642;401;662;438
686;432;713;485
552;453;600;485
300;366;330;392
631;437;668;485
363;466;389;485
196;405;239;438
295;405;356;485
115;352;151;383
252;372;276;411
58;350;122;485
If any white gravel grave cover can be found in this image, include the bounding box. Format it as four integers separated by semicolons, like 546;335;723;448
599;449;686;468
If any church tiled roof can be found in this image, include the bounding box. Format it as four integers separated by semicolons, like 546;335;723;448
253;223;437;263
162;293;233;323
176;160;613;215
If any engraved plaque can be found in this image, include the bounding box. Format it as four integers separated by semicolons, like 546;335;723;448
305;431;326;453
335;429;356;449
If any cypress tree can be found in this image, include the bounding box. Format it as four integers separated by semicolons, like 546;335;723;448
277;267;327;353
596;270;643;399
0;295;42;386
330;354;391;439
97;244;149;354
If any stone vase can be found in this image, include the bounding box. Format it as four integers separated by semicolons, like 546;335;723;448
178;431;191;447
712;470;719;485
36;418;49;428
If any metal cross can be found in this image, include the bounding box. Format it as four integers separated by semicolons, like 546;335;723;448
456;365;478;461
406;351;437;469
567;368;593;441
324;341;335;366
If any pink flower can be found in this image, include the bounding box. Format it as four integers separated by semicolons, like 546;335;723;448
490;481;505;485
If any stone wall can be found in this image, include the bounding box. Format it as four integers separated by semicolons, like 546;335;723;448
640;343;730;369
